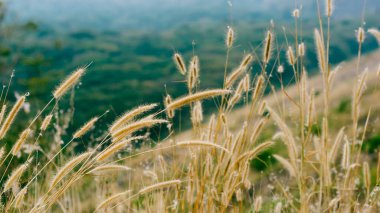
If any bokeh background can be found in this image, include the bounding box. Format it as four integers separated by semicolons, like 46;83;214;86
1;0;379;131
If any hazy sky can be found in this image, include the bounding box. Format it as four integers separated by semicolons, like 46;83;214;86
5;0;378;31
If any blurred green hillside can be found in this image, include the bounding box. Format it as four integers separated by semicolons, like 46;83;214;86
0;7;379;139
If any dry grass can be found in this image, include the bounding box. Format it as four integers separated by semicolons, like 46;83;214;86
0;1;379;212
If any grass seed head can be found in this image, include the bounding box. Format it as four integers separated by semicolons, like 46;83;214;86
12;128;31;156
111;119;166;143
191;101;203;125
14;187;27;208
188;56;200;90
138;180;181;195
286;46;296;65
240;54;254;69
242;74;250;92
314;29;326;73
173;53;187;75
277;65;284;74
292;9;300;18
165;89;230;111
53;68;86;99
0;96;25;139
363;161;370;190
341;141;350;169
50;152;92;188
254;196;263;212
326;0;334;17
164;95;175;118
226;27;234;48
4;163;28;192
97;136;144;162
298;42;306;57
40;114;53;131
96;190;132;210
357;27;366;44
110;103;158;133
225;67;244;88
73;117;98;139
0;104;6;126
263;31;273;64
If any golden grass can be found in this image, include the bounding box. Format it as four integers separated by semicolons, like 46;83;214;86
0;1;379;212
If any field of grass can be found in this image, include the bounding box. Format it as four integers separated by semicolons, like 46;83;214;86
0;0;379;212
1;14;379;129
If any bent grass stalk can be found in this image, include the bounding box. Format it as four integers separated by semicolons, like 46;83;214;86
53;68;86;99
109;103;157;133
106;180;181;211
95;190;132;210
3;163;28;192
50;152;93;189
96;136;144;162
165;89;230;111
368;28;380;44
176;140;231;154
273;154;296;177
87;164;131;175
73;116;98;139
111;119;167;143
138;179;181;195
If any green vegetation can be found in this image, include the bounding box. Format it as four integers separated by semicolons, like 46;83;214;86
0;16;377;132
363;134;380;154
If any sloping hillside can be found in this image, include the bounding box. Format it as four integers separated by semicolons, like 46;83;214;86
125;50;380;180
230;50;380;131
167;50;380;141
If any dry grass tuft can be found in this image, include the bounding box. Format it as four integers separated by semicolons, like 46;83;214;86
0;2;378;212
